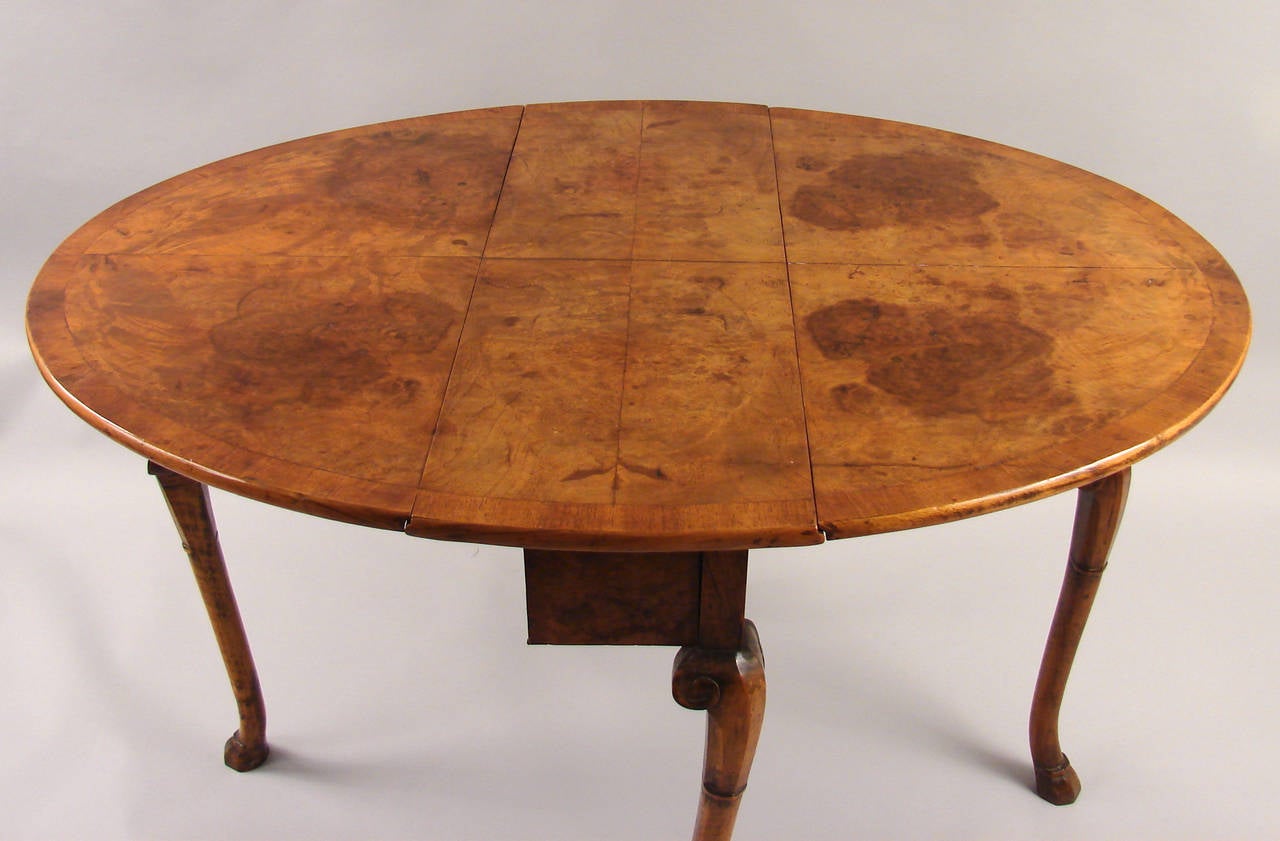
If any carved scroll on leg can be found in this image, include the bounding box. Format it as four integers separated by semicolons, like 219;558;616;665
672;620;765;841
1030;468;1131;804
149;462;268;771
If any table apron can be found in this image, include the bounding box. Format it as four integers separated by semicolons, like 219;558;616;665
523;549;748;648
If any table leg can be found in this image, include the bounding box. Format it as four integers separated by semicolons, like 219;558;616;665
1029;467;1130;804
672;620;766;841
149;462;268;771
524;549;762;840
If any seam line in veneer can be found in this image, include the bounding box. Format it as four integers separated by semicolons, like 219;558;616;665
409;106;526;526
767;107;823;541
611;268;638;507
629;102;648;262
609;103;648;505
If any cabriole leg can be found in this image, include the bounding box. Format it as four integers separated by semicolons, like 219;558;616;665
1030;468;1131;804
672;620;766;841
149;461;268;771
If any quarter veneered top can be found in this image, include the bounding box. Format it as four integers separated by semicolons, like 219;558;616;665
26;102;1251;550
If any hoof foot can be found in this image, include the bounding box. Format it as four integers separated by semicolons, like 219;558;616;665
224;731;269;771
1034;757;1081;805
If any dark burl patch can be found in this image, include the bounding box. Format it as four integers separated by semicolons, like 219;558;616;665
325;132;447;223
830;381;877;413
208;290;455;409
323;128;507;228
790;151;999;232
807;298;1076;419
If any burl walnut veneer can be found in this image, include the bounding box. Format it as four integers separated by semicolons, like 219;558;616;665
27;102;1250;840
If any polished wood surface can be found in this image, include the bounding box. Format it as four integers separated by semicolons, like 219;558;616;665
525;547;755;841
1030;468;1131;804
26;102;1253;840
524;549;748;647
524;550;703;645
25;101;1250;551
149;461;268;771
673;620;766;841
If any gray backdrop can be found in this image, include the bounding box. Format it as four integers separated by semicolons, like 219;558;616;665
3;2;1276;839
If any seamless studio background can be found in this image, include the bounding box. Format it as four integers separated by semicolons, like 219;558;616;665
2;3;1277;839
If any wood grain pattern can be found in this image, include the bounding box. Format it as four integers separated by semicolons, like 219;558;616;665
417;258;631;505
771;108;1188;268
24;102;1253;841
26;101;1251;548
789;262;1218;536
616;262;808;508
149;461;268;771
697;550;749;651
1030;468;1131;805
410;258;815;548
486;102;642;259
523;549;747;647
673;620;766;841
633;101;784;261
87;106;523;258
524;550;702;645
66;254;475;488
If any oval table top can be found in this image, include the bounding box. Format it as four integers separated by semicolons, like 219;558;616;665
26;101;1250;551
